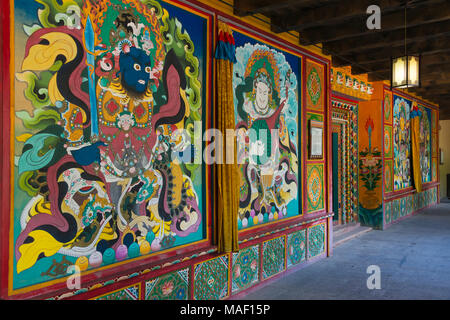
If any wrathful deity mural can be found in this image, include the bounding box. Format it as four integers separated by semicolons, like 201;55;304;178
232;32;300;230
12;0;209;289
393;95;411;190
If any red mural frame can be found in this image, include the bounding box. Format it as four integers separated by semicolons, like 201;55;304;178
382;84;440;203
0;0;333;299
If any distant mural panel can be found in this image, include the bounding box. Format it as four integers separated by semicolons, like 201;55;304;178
286;229;306;268
232;30;301;230
393;95;412;190
11;0;210;291
384;90;393;124
193;255;229;300
384;159;393;193
231;245;259;294
418;104;431;183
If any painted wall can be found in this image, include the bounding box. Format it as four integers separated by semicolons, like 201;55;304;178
380;84;439;229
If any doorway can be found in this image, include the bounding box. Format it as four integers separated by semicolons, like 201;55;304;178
331;97;359;225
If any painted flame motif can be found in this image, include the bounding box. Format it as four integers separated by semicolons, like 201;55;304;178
365;116;375;133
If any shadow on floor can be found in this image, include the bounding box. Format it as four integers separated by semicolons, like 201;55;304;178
237;203;450;300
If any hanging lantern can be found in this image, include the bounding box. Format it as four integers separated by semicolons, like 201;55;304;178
391;55;420;89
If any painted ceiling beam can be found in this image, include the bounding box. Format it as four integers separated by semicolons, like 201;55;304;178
323;19;450;56
271;0;402;33
297;0;448;45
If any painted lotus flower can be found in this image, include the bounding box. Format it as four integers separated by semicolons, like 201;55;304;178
161;281;174;296
234;265;242;278
362;156;378;167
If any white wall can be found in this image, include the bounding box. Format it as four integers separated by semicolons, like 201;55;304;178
439;120;450;200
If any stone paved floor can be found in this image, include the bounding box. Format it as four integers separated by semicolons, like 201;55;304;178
238;203;450;300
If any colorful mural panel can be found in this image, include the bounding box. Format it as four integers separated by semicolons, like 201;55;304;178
384;125;393;158
306;60;325;111
145;268;189;300
393;95;412;190
233;30;300;230
12;0;209;291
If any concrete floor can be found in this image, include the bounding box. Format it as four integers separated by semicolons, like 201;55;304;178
239;203;450;300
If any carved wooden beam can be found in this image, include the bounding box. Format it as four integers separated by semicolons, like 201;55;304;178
343;52;450;76
271;0;402;33
323;19;450;56
364;63;450;82
297;0;449;45
333;34;450;67
234;0;314;17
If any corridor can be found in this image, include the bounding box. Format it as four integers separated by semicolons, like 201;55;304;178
238;203;450;300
